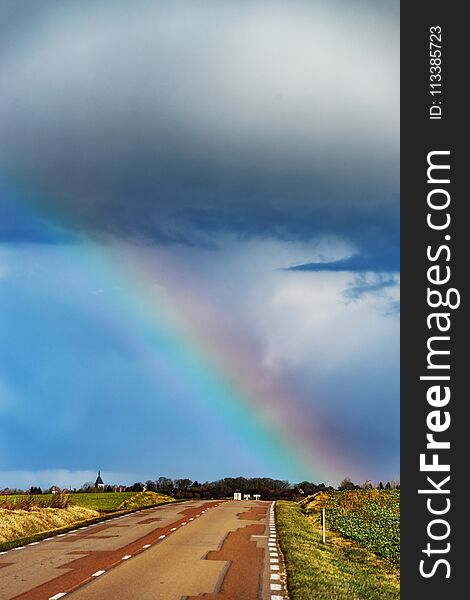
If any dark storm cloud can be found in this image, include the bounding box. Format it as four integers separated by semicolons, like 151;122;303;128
286;242;399;273
0;0;399;255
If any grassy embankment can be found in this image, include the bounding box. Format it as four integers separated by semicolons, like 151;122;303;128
0;491;176;551
276;490;400;600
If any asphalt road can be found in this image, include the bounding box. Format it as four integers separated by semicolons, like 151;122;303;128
0;500;286;600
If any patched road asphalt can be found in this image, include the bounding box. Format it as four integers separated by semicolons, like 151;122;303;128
0;500;287;600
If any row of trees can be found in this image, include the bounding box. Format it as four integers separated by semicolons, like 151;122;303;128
1;477;400;498
339;478;400;491
140;477;333;499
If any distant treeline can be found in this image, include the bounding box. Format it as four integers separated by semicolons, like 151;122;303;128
1;477;400;499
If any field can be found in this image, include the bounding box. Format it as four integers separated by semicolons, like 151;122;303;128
303;489;400;565
276;495;400;600
0;492;134;512
70;492;136;511
0;491;176;550
327;490;399;564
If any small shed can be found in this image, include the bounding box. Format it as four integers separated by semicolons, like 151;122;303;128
233;492;242;500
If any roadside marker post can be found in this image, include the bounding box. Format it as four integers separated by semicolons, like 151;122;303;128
322;508;326;544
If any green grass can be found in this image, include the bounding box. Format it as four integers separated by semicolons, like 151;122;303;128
276;500;400;600
69;492;135;511
0;494;54;508
0;492;138;512
0;492;176;513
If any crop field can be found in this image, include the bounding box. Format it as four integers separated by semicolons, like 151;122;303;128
322;490;400;565
276;500;400;600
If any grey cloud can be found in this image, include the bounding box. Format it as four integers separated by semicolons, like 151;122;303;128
0;0;399;247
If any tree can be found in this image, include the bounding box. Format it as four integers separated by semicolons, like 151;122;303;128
175;479;193;494
379;482;384;490
146;480;157;492
80;482;96;493
130;482;145;492
293;481;318;497
156;477;174;495
339;478;355;491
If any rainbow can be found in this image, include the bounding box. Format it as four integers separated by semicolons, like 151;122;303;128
4;174;361;485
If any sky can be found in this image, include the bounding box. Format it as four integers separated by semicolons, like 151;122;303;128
0;0;399;490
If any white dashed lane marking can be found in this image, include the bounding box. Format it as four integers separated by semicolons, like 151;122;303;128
2;503;220;598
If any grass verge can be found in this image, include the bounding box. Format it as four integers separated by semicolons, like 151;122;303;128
0;506;99;544
276;500;400;600
0;492;179;552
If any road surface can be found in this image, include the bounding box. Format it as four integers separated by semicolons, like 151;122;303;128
0;500;286;600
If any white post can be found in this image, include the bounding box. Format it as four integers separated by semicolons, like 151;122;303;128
322;508;326;543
